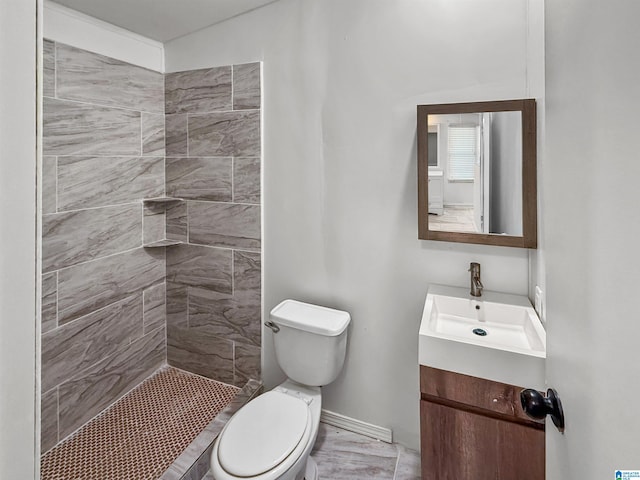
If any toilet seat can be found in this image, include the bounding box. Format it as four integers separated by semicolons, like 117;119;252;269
213;391;313;479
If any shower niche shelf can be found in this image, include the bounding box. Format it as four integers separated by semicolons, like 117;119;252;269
143;239;184;248
142;197;185;248
142;196;184;205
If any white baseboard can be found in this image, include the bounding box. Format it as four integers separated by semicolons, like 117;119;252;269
320;410;393;444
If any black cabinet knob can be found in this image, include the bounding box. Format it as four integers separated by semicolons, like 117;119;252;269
520;388;565;433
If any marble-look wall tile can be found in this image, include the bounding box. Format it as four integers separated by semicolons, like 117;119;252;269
166;202;187;242
41;388;58;453
42;295;143;392
188;287;260;347
42;272;57;334
167;245;232;294
42;203;142;272
233;342;261;387
166;282;188;328
233;63;260;110
233;158;260;204
56;43;164;113
143;283;166;334
143;203;166;245
234;251;261;293
188;251;261;346
189;202;261;250
167;324;233;384
142;112;166;156
43;39;55;98
43;156;57;214
165;114;188;156
165;67;231;114
58;326;165;439
43;98;141;156
57;156;163;211
166;157;232;201
188;111;260;157
57;248;164;324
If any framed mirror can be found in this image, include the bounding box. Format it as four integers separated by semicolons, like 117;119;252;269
417;99;537;248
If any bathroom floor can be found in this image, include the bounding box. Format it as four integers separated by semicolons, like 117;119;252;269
204;423;421;480
310;424;421;480
41;367;239;480
429;205;477;233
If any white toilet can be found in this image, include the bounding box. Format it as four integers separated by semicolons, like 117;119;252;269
210;299;350;480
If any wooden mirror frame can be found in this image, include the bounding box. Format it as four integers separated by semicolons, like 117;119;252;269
417;99;537;248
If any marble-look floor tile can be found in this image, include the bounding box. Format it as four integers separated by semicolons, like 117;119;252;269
42;295;143;392
311;424;398;479
57;327;165;439
202;423;418;480
166;244;232;294
166;157;232;201
167;324;234;384
143;283;166;334
57;156;163;210
56;43;164;113
394;444;421;480
188;111;260;157
43;98;141;156
142;112;165;156
165;114;188;156
57;248;164;324
189;202;261;250
41;388;58;453
42;156;57;214
42;203;142;272
165;67;231;114
233;157;260;204
233;63;261;110
41;272;57;334
43;39;55;98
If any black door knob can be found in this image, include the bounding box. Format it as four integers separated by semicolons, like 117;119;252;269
520;388;565;433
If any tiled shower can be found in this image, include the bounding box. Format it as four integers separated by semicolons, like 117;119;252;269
40;39;262;473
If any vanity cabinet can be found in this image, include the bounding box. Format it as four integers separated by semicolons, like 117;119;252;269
420;366;544;480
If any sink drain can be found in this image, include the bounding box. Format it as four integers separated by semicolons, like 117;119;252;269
473;328;488;336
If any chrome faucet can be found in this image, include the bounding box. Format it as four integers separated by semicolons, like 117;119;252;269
469;262;484;297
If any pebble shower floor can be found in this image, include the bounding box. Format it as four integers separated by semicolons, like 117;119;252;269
41;367;240;480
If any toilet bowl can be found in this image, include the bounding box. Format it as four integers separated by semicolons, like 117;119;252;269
210;300;350;480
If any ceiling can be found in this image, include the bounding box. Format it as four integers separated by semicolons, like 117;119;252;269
50;0;277;42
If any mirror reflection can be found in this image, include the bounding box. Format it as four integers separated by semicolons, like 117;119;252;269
427;111;523;236
417;99;537;248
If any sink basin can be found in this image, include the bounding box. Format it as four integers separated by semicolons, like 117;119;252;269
419;284;546;390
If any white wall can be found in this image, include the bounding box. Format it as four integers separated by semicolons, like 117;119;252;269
0;0;38;477
165;0;543;449
44;0;164;71
545;0;640;477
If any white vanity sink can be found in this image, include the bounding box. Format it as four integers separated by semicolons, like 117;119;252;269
419;284;546;390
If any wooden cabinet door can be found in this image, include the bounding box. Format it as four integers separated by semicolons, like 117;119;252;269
421;400;544;480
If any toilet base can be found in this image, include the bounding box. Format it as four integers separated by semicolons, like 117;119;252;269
303;457;318;480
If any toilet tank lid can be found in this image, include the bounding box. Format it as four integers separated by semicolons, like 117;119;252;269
270;299;351;336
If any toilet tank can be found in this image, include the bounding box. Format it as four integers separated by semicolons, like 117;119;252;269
270;300;350;387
